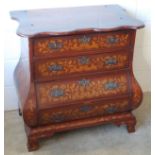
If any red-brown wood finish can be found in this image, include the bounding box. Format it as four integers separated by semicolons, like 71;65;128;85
11;5;144;151
34;51;130;81
10;5;144;37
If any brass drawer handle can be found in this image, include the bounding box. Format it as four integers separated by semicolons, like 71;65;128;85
48;41;63;49
78;56;90;65
50;88;64;97
104;81;119;90
106;107;117;114
79;35;91;43
78;79;90;87
48;64;63;71
107;36;119;44
105;58;117;65
80;105;92;112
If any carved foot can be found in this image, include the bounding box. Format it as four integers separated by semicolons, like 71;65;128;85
18;108;22;116
113;113;136;133
126;115;136;133
27;137;39;151
127;123;136;133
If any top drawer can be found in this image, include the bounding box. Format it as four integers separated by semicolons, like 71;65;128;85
33;30;133;57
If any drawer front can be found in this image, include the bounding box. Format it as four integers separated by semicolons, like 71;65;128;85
34;31;132;57
34;52;129;81
39;98;130;125
37;72;129;108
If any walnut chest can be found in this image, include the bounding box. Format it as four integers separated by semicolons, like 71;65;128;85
10;5;144;151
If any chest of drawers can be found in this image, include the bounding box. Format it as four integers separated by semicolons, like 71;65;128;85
10;5;144;151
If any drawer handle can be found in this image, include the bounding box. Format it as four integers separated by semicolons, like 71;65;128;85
104;81;119;90
106;107;117;114
79;35;91;43
48;64;63;71
78;56;90;65
107;36;119;44
48;41;63;49
80;105;92;112
105;58;117;65
51;88;64;97
51;115;65;123
78;79;90;87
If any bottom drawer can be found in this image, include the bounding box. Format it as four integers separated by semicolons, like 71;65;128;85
39;97;130;125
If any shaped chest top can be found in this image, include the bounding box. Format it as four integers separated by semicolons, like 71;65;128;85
10;5;144;37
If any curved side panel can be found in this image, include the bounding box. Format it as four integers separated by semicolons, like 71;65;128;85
23;83;38;127
128;30;143;110
14;39;38;127
131;73;143;109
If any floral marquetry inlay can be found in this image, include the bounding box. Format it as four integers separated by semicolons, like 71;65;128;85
37;73;129;108
34;32;131;56
39;98;130;125
35;52;129;80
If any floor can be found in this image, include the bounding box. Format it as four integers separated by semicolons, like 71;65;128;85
5;92;151;155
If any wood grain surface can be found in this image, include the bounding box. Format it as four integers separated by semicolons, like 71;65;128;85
10;5;144;37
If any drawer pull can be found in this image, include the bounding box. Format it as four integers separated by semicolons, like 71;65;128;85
51;88;64;97
79;35;91;43
51;115;65;123
48;64;63;71
78;79;90;87
104;82;119;90
48;41;63;49
106;107;117;114
78;56;90;65
107;36;119;44
80;105;92;112
105;58;117;65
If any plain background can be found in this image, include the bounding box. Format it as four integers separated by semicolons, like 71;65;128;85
3;0;151;111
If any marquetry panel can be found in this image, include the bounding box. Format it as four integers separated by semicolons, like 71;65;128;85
39;98;130;125
36;73;129;107
34;52;129;80
34;31;131;56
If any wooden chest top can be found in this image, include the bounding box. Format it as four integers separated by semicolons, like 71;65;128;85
10;5;144;37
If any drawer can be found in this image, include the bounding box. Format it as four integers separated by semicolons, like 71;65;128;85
36;72;130;109
34;52;130;81
39;97;130;125
33;30;133;57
